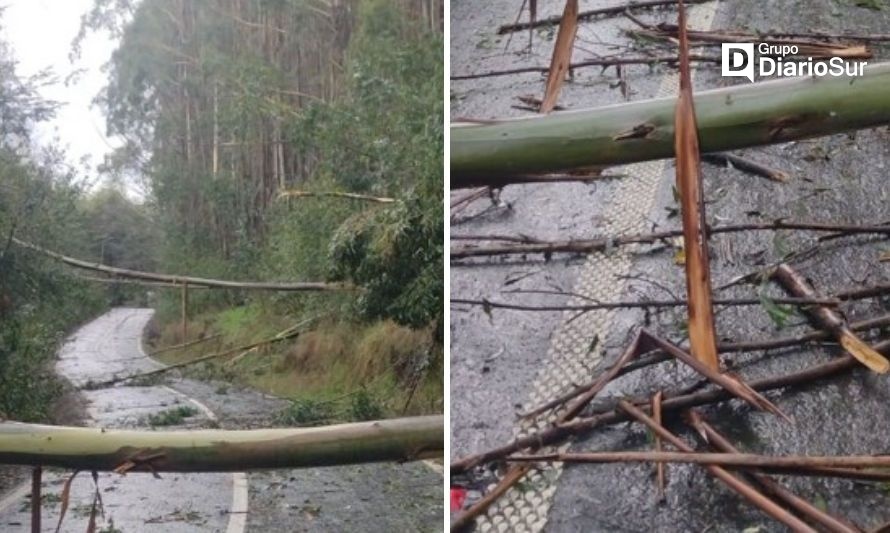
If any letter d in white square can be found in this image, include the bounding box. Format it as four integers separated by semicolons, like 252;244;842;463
722;43;755;82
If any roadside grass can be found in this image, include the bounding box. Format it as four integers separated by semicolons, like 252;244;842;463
148;305;442;422
146;405;199;427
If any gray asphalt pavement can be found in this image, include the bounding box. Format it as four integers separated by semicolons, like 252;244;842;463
451;0;890;531
0;308;443;532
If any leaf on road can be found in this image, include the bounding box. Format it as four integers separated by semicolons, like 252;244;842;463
673;0;720;370
540;0;579;113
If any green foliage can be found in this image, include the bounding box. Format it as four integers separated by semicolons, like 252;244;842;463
275;398;336;426
0;17;122;422
329;192;443;330
349;388;384;421
758;283;795;329
146;405;199;427
270;1;444;330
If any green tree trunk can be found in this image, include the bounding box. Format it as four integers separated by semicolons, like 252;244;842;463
451;63;890;188
0;416;442;471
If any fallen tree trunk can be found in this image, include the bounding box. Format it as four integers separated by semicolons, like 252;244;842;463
12;237;354;292
451;63;890;188
0;416;442;472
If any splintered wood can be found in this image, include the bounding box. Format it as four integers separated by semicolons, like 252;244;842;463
673;0;720;371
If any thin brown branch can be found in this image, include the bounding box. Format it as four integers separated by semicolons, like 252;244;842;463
772;264;890;373
451;55;720;81
686;411;862;533
652;391;666;503
450;187;489;209
496;0;713;34
754;30;890;43
521;314;890;419
451;346;886;474
643;330;790;421
450;465;531;532
702;152;790;182
508;447;890;472
561;332;646;421
451;220;890;258
31;466;41;533
647;23;872;59
616;399;816;531
451;295;840;313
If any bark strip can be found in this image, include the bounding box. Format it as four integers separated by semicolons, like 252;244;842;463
674;0;719;370
539;0;578;113
772;263;890;373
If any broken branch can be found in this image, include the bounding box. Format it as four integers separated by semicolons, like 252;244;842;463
451;221;890;259
702;152;790;182
772;263;890;373
686;412;862;533
616;399;816;531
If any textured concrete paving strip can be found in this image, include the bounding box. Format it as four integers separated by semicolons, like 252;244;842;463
452;0;890;531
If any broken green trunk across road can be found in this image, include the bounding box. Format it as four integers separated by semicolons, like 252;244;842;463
451;62;890;188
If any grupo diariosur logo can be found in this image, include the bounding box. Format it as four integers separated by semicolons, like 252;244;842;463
721;43;867;82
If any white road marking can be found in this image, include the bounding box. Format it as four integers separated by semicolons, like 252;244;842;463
422;460;443;475
139;316;248;533
227;473;250;533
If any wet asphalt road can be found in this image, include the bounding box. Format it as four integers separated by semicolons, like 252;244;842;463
451;0;890;531
0;308;443;532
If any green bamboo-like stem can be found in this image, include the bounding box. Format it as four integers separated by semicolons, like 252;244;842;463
0;416;442;472
451;63;890;188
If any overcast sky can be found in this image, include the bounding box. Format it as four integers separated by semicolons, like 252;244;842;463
3;0;121;181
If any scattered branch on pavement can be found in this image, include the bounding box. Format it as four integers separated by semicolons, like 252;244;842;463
702;152;790;182
521;314;890;419
772;263;890;373
686;411;862;533
451;220;890;259
496;0;713;34
451;54;720;81
616;400;816;531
